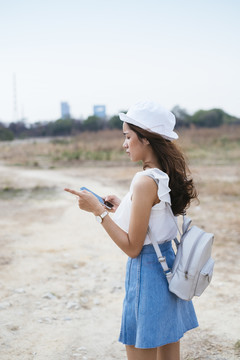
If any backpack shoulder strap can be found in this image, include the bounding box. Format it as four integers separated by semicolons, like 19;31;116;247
147;203;191;283
147;227;173;283
166;203;182;237
166;203;192;241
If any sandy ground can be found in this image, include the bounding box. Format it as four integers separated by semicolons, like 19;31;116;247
0;164;239;360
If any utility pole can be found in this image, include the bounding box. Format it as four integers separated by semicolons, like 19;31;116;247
13;73;18;122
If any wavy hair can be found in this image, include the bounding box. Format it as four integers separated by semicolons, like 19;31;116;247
127;123;198;215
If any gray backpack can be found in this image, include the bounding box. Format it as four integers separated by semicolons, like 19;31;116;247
148;206;214;301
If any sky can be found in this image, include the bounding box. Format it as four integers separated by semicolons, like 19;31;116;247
1;0;240;123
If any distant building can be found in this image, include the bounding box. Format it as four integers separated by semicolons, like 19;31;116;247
93;105;106;118
61;102;70;119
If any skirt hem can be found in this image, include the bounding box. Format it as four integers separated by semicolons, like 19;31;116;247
118;323;199;349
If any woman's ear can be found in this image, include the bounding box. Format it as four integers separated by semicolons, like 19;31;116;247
142;138;150;145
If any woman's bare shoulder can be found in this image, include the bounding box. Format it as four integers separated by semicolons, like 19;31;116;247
132;174;158;195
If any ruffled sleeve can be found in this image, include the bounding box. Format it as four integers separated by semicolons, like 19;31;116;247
130;168;171;205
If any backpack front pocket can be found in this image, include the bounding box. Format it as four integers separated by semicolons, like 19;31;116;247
195;257;214;297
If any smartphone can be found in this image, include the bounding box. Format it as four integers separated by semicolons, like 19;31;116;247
80;187;113;209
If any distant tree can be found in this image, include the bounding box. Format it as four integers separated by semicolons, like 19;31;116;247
45;118;79;136
191;109;224;127
26;119;83;137
108;115;122;129
0;124;14;141
222;112;240;125
83;116;106;131
27;121;48;137
171;105;190;127
71;119;84;134
8;121;28;137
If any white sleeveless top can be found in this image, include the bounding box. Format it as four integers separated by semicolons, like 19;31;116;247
112;168;177;245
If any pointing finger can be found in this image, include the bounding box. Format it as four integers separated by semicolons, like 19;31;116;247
64;188;82;197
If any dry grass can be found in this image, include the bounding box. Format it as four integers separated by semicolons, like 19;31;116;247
0;130;125;168
177;125;240;165
0;125;239;168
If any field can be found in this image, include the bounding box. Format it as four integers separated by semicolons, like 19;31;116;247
0;125;239;168
0;125;240;359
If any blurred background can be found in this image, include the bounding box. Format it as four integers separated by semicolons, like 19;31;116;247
0;1;240;359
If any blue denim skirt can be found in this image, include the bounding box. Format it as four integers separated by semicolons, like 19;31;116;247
119;241;199;349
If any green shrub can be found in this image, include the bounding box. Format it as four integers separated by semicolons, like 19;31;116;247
0;128;14;141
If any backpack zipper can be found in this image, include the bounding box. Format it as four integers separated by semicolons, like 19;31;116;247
184;230;203;279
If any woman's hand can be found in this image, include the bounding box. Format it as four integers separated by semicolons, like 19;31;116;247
103;195;121;213
64;188;104;216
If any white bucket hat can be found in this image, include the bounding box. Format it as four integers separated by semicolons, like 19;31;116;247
119;101;178;141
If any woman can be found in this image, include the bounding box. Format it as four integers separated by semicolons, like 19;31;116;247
65;101;199;360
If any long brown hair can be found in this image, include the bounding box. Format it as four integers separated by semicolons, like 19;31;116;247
127;123;198;215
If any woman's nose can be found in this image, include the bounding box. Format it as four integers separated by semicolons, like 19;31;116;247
122;140;128;148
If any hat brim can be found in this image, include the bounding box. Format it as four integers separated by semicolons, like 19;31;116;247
119;113;149;130
119;112;178;141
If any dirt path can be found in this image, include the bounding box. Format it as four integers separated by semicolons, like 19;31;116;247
0;165;239;360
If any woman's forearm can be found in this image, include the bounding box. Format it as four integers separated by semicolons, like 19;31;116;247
100;215;141;258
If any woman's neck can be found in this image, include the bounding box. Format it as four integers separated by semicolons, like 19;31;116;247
142;147;161;171
143;161;161;171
